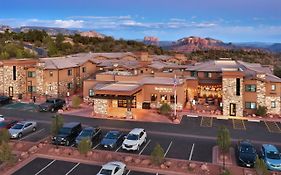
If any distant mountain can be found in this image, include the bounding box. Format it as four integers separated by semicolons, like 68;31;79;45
79;31;105;38
143;36;159;46
12;26;80;35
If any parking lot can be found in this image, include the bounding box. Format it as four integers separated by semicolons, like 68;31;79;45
12;157;162;175
1;102;38;112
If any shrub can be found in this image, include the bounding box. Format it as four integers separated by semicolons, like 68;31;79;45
72;95;82;108
159;103;172;116
217;126;231;153
0;129;10;145
51;114;64;135
151;143;165;165
0;142;15;164
256;106;267;116
78;138;92;155
220;169;231;175
255;157;269;175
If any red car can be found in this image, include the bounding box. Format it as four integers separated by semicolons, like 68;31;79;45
0;119;18;130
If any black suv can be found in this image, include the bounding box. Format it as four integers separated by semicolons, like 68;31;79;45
38;98;65;112
52;122;82;146
236;140;257;168
0;95;12;106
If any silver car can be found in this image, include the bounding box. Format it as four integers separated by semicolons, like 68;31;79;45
9;121;37;138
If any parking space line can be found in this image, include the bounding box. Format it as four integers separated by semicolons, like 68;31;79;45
65;162;80;175
93;143;100;150
34;159;56;175
188;143;195;160
125;170;131;175
19;128;45;141
139;139;151;155
200;117;213;127
232;119;246;130
115;145;122;152
264;121;281;133
164;141;173;157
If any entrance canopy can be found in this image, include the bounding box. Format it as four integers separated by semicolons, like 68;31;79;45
93;82;142;96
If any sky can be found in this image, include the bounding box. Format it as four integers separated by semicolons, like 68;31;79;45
1;0;281;43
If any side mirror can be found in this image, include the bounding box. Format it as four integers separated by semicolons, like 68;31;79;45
123;135;127;139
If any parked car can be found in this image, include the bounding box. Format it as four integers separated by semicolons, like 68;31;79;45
97;161;126;175
52;122;82;146
38;98;65;112
9;121;37;139
236;140;257;168
0;95;12;106
100;131;123;149
0;118;18;130
260;144;281;171
122;128;147;151
75;127;101;147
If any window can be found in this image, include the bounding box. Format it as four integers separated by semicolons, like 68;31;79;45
67;69;72;76
271;84;276;91
28;86;36;92
271;101;276;108
67;82;73;89
245;85;256;92
160;94;167;103
140;70;143;74
27;71;36;78
245;102;256;109
89;89;94;97
49;85;53;91
82;67;86;73
151;94;157;102
13;66;16;80
191;71;198;77
236;78;240;96
49;71;53;77
204;72;212;78
170;95;177;103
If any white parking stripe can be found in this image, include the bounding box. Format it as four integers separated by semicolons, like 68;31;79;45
164;141;173;157
189;143;195;160
125;170;131;175
34;159;56;175
139;139;151;155
115;145;122;152
19;128;45;141
92;143;100;150
65;163;80;175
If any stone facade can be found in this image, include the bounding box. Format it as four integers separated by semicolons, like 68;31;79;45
256;80;266;107
222;77;243;117
265;96;281;114
93;99;108;115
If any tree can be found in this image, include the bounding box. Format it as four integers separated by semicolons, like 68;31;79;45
159;103;172;116
0;129;10;145
72;95;82;108
51;114;64;135
0;142;14;164
217;126;231;170
256;106;267;116
77;138;92;155
151;143;165;165
255;157;269;175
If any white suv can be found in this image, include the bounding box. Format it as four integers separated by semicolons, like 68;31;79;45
122;128;147;151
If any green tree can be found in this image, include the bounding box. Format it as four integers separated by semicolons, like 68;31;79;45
0;129;10;145
150;143;165;165
51;114;64;135
77;138;92;155
255;157;269;175
159;103;172;115
256;106;267;116
72;95;82;108
0;51;10;59
217;126;231;170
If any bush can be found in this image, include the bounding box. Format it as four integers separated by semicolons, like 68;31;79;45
0;129;10;145
0;142;15;164
51;114;64;135
151;143;165;165
159;103;172;116
255;157;269;175
78;138;92;155
72;95;82;108
220;169;231;175
217;126;231;153
256;106;267;116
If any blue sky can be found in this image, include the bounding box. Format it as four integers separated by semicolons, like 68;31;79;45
1;0;281;42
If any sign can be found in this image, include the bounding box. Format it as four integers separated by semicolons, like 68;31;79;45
154;87;173;93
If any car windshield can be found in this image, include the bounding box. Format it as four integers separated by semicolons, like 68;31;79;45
59;128;71;135
266;151;281;160
105;132;119;139
46;99;54;103
240;145;255;154
79;130;92;137
11;124;24;129
100;169;112;175
127;134;139;140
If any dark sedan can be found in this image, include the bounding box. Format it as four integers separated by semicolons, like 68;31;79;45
100;131;124;149
236;140;257;168
0;117;18;130
75;127;101;147
0;96;12;106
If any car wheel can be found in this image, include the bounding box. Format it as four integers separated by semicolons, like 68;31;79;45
137;145;140;151
32;127;36;132
51;108;55;112
66;140;70;146
18;133;23;138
